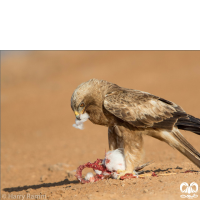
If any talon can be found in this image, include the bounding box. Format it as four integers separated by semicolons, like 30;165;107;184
134;161;154;172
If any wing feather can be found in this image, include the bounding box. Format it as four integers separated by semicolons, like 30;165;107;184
104;89;187;129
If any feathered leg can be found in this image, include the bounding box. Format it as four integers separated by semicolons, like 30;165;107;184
122;127;144;172
108;126;123;150
110;126;145;177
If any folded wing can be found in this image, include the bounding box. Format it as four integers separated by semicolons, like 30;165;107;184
104;89;187;130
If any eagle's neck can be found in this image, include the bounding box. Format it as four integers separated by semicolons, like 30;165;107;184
90;79;113;102
85;79;115;126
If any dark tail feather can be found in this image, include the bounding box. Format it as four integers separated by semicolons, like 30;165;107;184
176;114;200;135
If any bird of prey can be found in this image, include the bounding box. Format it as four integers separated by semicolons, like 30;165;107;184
71;78;200;176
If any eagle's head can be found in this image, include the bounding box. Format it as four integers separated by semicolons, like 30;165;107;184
71;79;112;128
71;79;102;120
71;83;87;120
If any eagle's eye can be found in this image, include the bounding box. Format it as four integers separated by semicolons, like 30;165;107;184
80;103;84;107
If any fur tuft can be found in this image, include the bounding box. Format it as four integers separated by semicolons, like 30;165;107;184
104;148;125;172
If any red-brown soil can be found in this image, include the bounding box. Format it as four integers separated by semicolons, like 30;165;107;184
1;51;200;200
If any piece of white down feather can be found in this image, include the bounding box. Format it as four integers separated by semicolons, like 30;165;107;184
72;113;89;130
85;172;95;182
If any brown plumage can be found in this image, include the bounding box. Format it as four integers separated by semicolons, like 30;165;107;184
71;78;200;171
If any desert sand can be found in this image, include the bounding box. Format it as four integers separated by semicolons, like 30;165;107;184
1;51;200;200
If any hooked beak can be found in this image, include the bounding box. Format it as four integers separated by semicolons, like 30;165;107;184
75;111;81;120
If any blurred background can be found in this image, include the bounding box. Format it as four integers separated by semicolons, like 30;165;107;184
1;51;200;191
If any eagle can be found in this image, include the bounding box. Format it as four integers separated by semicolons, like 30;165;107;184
71;78;200;176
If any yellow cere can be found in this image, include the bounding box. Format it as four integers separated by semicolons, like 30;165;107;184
75;111;79;116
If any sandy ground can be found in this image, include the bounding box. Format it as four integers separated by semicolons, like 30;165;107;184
1;51;200;200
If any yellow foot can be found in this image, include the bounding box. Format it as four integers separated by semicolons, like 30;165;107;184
116;170;137;179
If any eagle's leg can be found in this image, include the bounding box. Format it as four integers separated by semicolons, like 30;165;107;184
117;145;144;179
108;126;146;178
124;128;144;171
108;126;123;150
